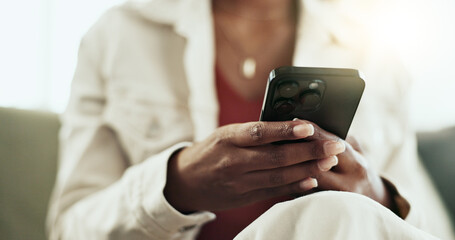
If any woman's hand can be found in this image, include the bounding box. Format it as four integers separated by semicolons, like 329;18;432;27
301;119;394;210
164;120;346;213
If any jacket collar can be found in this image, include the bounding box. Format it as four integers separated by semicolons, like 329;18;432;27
126;0;218;140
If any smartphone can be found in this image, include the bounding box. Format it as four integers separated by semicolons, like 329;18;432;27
259;66;365;139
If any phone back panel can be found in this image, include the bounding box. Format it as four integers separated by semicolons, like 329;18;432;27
260;66;365;139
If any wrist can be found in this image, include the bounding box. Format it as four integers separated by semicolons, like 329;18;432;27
164;148;196;214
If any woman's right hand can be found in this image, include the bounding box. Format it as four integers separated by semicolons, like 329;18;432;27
164;120;346;213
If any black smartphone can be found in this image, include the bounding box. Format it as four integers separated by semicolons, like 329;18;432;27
259;66;365;139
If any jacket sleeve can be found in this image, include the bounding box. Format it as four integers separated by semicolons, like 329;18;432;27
381;121;455;240
375;54;455;240
46;14;214;240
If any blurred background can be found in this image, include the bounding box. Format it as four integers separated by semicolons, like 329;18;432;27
0;0;454;131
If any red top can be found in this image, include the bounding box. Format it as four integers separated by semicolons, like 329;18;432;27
196;68;289;240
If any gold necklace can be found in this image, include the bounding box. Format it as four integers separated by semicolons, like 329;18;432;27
216;19;258;79
214;1;298;80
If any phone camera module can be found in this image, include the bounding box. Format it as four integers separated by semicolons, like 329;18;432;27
278;81;299;98
309;82;319;90
300;91;322;110
273;99;296;115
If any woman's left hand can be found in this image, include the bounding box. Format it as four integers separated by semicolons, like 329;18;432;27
295;119;394;210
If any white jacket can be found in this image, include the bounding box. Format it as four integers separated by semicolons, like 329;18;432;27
47;0;454;239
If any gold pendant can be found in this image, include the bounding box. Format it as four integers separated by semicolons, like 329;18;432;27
242;58;256;79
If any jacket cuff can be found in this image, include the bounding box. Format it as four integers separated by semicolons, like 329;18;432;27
127;142;215;239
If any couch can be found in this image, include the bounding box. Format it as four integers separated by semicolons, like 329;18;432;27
0;107;453;240
0;107;59;240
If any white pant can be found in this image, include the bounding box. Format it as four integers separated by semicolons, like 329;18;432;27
235;191;439;240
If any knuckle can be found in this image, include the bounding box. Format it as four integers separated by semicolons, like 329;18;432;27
213;130;228;146
249;122;265;143
214;124;239;146
278;122;294;137
216;157;236;173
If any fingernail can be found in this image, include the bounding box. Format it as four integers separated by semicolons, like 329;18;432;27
300;178;318;190
324;140;345;155
293;124;314;138
318;156;338;171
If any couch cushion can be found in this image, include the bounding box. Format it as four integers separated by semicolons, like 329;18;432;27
0;107;60;240
418;127;455;227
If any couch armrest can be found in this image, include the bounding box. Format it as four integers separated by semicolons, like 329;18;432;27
0;107;60;240
418;127;455;228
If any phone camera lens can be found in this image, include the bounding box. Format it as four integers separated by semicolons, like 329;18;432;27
278;81;299;98
300;91;321;110
273;99;296;114
309;82;319;89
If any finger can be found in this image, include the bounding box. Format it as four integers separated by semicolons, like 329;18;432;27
223;120;314;147
242;140;345;171
346;135;363;153
242;178;318;203
293;118;340;142
240;160;329;192
317;156;339;172
313;170;345;192
331;142;366;173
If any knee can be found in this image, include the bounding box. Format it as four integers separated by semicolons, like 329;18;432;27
236;192;433;240
281;191;383;218
236;191;394;240
264;191;396;238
